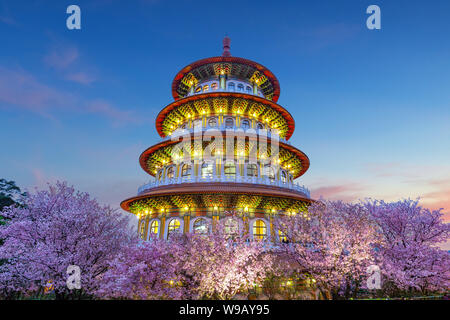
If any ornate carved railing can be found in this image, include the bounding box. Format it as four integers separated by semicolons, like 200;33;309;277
138;175;310;198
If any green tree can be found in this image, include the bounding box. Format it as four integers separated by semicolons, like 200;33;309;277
0;179;26;223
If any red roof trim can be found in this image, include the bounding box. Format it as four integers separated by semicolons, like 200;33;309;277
171;56;281;102
155;92;295;140
139;136;310;179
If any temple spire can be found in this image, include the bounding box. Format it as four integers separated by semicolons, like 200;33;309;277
222;36;231;57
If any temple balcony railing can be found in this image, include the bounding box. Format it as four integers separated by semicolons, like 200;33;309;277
162;127;291;145
137;175;310;198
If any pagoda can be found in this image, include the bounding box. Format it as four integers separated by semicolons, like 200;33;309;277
121;37;312;241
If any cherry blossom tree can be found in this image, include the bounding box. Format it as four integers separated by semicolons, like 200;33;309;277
96;236;191;299
97;214;278;300
273;200;378;299
183;216;278;300
0;182;136;299
365;199;450;295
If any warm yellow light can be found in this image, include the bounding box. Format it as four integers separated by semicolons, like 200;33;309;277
144;209;149;214
244;206;249;212
213;206;218;210
184;206;188;211
271;208;276;213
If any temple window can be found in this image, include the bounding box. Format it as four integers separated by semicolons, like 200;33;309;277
253;219;267;240
150;220;159;238
166;166;175;179
247;163;258;177
208;117;217;127
228;82;235;91
181;163;191;177
211;82;218;90
158;170;163;181
257;123;264;130
264;165;275;181
246;86;252;94
225;117;234;128
203;84;209;92
193;119;202;127
281;170;287;183
224;161;236;176
224;218;239;238
193;218;208;234
237;84;244;92
195;86;202;93
167;219;181;239
201;161;213;178
241;119;250;129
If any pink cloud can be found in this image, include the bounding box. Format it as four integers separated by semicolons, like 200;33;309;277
0;66;73;116
65;72;96;85
0;65;138;125
44;47;79;70
44;46;97;85
310;183;365;202
86;99;137;124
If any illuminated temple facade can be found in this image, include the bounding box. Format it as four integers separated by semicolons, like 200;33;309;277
121;38;312;241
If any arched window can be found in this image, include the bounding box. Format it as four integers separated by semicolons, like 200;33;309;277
264;165;275;181
237;83;244;92
158;170;163;181
253;220;267;240
168;219;181;239
257;123;264;130
201;161;213;178
193;119;202;128
281;170;287;183
181;163;191;177
228;82;235;91
224;161;236;176
224;218;239;238
193;218;208;234
247;163;258;177
211;82;218;90
166;166;175;179
181;124;187;130
150;220;159;238
195;86;202;93
208;117;217;127
225;117;234;128
241;119;250;129
246;86;252;94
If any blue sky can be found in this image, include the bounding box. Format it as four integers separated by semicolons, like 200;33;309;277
0;0;449;235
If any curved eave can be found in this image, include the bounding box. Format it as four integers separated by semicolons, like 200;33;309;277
156;92;295;140
120;182;312;211
139;135;310;179
171;56;280;102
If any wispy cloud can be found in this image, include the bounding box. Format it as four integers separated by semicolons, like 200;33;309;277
0;66;73;118
0;65;140;126
44;47;79;70
64;72;96;85
310;182;366;202
86;99;136;124
44;45;97;85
